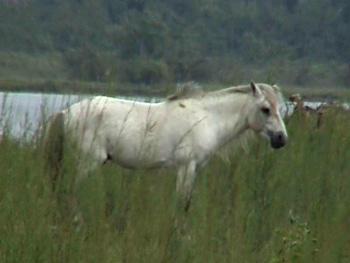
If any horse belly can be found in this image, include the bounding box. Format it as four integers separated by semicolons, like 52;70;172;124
106;117;173;169
109;136;171;169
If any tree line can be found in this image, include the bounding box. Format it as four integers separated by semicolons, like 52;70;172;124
1;0;350;85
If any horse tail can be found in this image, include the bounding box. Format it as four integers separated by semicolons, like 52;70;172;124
43;112;65;191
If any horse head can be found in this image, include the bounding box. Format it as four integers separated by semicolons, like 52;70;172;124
247;82;288;149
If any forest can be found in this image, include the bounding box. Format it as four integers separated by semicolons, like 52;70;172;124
1;0;350;89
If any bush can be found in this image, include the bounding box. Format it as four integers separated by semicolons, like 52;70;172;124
63;47;115;82
118;58;172;84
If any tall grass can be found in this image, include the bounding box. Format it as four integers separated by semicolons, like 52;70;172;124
0;110;350;262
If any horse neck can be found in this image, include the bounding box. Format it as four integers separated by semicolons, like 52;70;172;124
201;93;254;144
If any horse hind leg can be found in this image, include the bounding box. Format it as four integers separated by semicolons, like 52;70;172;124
176;161;197;211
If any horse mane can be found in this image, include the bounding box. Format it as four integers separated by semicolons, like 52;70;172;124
167;82;204;101
210;83;281;96
210;83;283;102
209;84;252;96
167;82;283;102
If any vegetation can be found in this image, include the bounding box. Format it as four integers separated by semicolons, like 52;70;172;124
0;0;350;90
0;106;349;262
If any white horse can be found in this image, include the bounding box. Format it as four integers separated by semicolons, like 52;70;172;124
44;82;288;210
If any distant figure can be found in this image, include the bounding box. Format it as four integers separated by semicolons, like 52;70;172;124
289;93;325;128
289;93;304;112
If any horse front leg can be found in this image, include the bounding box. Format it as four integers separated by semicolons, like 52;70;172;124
176;161;197;211
71;146;108;228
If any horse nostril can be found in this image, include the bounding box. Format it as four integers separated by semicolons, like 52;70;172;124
270;131;286;149
277;133;283;141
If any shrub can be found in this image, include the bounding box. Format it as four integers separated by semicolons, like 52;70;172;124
63;47;115;82
118;58;172;84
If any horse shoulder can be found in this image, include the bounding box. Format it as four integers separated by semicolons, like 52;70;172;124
164;100;215;158
187;104;220;154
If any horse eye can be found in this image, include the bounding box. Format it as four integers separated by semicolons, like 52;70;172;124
261;107;270;115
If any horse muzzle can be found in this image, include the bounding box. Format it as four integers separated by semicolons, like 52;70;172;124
268;131;287;149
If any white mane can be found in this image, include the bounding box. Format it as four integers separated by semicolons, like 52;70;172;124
167;82;204;101
167;82;284;105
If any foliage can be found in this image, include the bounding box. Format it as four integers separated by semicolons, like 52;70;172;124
0;0;350;85
63;47;113;82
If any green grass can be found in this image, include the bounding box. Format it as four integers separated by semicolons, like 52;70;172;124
0;110;350;262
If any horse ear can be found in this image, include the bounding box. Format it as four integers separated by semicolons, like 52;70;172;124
272;84;280;92
250;81;261;97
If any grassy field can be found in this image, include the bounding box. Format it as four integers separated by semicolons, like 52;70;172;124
0;108;350;263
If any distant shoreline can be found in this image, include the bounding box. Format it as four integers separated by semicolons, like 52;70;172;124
0;79;349;101
0;79;168;97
